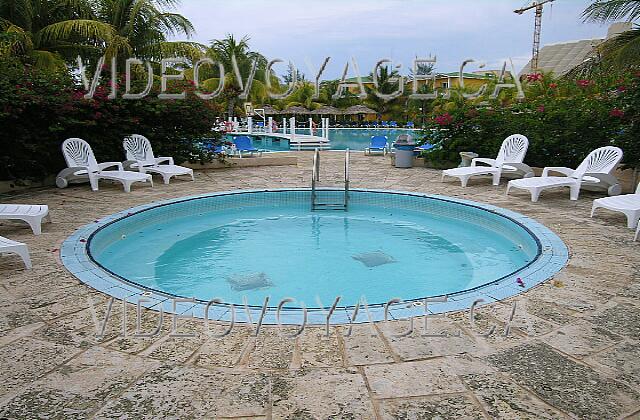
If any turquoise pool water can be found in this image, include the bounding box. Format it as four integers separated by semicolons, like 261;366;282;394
88;190;540;308
228;128;420;151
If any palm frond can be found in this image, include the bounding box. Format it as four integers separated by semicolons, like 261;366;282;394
29;49;66;70
37;19;116;45
566;27;640;77
582;0;640;22
0;20;32;55
104;33;132;59
0;0;33;30
159;40;203;59
151;12;195;37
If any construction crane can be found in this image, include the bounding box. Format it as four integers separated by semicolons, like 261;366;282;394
515;0;555;73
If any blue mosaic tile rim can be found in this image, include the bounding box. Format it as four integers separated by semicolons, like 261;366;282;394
60;188;569;325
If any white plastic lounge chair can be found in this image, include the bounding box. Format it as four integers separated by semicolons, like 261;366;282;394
506;146;623;202
0;236;31;269
0;204;50;235
441;134;533;187
123;135;194;184
57;138;153;193
591;182;640;228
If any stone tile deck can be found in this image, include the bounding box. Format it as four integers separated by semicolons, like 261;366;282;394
0;151;639;419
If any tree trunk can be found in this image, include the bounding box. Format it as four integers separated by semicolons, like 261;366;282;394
227;98;235;118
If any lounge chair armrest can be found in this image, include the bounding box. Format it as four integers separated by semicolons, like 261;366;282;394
471;158;496;167
583;172;619;186
156;157;174;165
504;162;535;177
63;166;90;175
122;160;137;170
98;162;124;171
542;166;574;177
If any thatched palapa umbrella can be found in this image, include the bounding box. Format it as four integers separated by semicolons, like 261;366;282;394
282;105;311;115
258;105;280;115
310;105;343;116
343;105;377;115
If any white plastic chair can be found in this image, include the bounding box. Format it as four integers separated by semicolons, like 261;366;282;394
0;204;50;235
635;223;639;241
57;138;153;193
506;146;623;202
591;182;640;228
0;236;31;269
123;135;194;184
441;134;533;187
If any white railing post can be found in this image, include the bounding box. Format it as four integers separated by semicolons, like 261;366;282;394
282;118;287;134
309;118;313;135
290;117;298;150
267;117;273;133
247;116;253;134
233;117;238;132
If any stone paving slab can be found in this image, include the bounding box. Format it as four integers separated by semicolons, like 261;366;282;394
487;341;640;419
270;368;376;419
0;152;638;418
462;373;568;419
0;347;159;419
377;394;487;419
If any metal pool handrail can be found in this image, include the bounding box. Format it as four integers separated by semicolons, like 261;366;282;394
313;147;320;183
345;148;350;206
311;148;319;207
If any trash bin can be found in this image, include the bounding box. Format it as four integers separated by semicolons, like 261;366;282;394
393;134;416;168
459;152;479;167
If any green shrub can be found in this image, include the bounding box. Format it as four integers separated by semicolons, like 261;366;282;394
0;58;222;181
422;73;640;171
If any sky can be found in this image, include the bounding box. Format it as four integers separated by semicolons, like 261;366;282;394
174;0;610;79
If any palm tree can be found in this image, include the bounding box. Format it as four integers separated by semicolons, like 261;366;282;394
365;66;404;119
0;0;99;68
93;0;203;62
202;34;270;117
0;0;201;69
575;0;640;74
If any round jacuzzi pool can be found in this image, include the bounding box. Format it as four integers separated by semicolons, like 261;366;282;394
61;189;568;324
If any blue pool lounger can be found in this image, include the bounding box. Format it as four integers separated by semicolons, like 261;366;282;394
365;135;389;156
233;136;263;158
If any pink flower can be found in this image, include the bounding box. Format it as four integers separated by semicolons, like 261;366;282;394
527;73;543;82
617;85;627;92
577;79;591;88
549;83;558;89
610;108;624;118
537;105;545;113
434;112;453;126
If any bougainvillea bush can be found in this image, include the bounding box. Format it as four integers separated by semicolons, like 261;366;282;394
422;72;640;171
0;58;222;181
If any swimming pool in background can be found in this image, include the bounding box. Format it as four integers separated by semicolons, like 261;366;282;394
227;128;420;151
61;190;568;324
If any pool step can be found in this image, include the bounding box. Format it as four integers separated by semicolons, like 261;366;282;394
311;149;350;211
313;202;348;211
